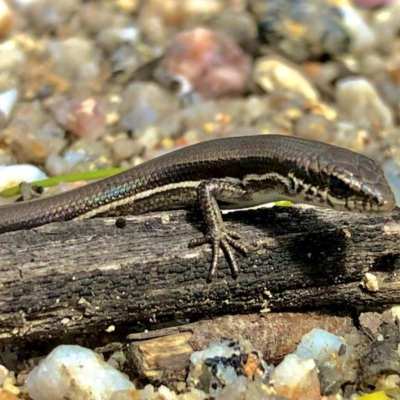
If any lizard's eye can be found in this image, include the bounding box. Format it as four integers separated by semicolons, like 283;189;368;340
328;176;349;198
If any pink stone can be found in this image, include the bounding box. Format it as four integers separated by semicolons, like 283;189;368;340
163;27;251;99
48;96;106;140
352;0;393;8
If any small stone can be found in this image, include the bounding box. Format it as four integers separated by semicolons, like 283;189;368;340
0;0;15;38
120;82;176;133
382;306;400;324
318;365;343;396
18;0;79;35
4;118;66;165
294;328;354;366
109;45;141;78
46;37;100;84
111;136;136;163
188;338;271;397
336;77;393;129
253;56;319;101
0;164;47;194
0;40;26;71
108;388;139;400
359;312;383;336
208;10;258;46
62;138;112;172
217;376;276;400
382;158;400;205
47;96;106;140
26;345;135;400
0;389;21;400
44;154;71;177
252;0;350;62
79;3;122;35
161;27;251;99
361;272;379;292
115;0;139;14
0;88;18;128
97;27;139;52
340;1;376;54
353;0;394;8
359;323;400;385
0;365;8;386
1;378;19;396
271;354;321;400
293;113;336;142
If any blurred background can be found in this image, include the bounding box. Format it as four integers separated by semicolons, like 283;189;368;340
1;0;400;201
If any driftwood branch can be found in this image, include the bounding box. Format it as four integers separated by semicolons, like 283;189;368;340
1;205;400;341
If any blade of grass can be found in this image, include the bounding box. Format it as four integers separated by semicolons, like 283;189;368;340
0;168;125;198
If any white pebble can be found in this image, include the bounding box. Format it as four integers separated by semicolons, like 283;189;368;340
0;88;18;122
336;77;393;128
294;328;353;364
26;345;135;400
271;353;316;387
0;40;26;70
0;164;46;192
340;4;376;54
253;56;319;101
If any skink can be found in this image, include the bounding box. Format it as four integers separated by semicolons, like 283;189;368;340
0;135;396;281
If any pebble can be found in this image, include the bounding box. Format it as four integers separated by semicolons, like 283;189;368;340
353;0;394;8
62;138;112;173
109;45;145;81
295;328;354;366
382;159;400;204
340;0;376;54
19;0;79;35
0;366;8;387
336;77;393;129
293;113;336;142
251;0;351;62
253;56;319;101
97;27;139;52
120;82;177;133
79;2;127;36
0;390;21;400
0;0;15;38
0;88;18;128
361;272;380;292
160;27;251;99
272;328;357;398
0;164;47;194
207;10;258;46
18;126;67;165
188;338;272;397
47;96;106;139
271;354;321;400
216;376;276;400
110;135;137;163
26;345;135;400
0;40;26;71
46;37;100;85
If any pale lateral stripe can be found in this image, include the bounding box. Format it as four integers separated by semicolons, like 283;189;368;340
244;172;291;186
73;170;355;221
74;180;202;220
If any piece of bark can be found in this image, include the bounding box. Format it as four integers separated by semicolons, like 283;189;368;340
128;312;354;383
0;205;399;341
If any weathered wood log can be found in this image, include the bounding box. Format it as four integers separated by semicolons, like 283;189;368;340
0;205;399;341
127;312;354;383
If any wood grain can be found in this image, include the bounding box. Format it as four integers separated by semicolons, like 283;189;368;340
0;205;399;342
